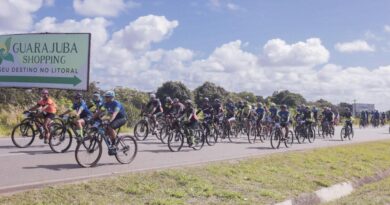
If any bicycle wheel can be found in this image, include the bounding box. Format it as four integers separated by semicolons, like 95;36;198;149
115;135;138;164
247;125;257;144
75;135;102;168
168;131;184;152
159;126;170;144
285;130;294;148
349;128;354;140
134;120;149;140
205;126;217;146
11;122;35;148
307;127;315;143
49;123;73;153
257;127;265;143
270;130;281;149
192;130;205;150
340;128;346;141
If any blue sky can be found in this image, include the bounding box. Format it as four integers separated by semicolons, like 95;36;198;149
1;0;390;109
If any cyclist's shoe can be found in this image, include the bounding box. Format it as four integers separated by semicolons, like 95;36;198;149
108;146;117;156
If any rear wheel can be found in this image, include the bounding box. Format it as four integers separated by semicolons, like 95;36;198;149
247;125;257;144
340;128;346;141
205;126;217;146
11;123;35;148
192;130;205;150
115;135;138;164
284;130;294;148
307;127;315;143
75;135;102;168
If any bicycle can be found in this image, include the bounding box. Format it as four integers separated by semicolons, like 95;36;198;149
320;121;334;139
270;123;293;149
75;120;137;168
340;120;354;141
294;120;315;143
167;119;205;152
11;111;61;149
134;113;163;141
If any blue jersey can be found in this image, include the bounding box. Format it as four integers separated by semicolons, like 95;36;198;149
72;100;92;118
104;100;127;120
269;107;278;117
278;110;290;123
256;107;264;117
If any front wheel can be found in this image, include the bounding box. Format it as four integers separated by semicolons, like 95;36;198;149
75;136;102;168
115;135;138;164
270;130;281;149
11;123;35;148
284;130;294;148
49;124;72;153
205;126;217;146
168;132;184;152
192;130;205;150
340;127;346;141
134;120;149;141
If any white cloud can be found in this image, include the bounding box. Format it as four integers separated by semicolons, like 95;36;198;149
335;40;375;53
109;15;178;51
385;25;390;33
262;38;330;66
208;0;243;11
73;0;139;17
44;0;55;7
0;0;43;33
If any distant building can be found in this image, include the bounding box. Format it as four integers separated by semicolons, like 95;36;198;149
354;103;375;115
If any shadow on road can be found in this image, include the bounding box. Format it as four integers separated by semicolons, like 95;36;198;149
246;146;273;150
23;164;81;171
0;145;45;149
10;149;54;155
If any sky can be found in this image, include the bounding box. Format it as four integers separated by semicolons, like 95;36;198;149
1;0;390;110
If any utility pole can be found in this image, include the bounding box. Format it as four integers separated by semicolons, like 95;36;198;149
353;99;356;117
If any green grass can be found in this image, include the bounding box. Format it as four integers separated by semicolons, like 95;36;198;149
2;141;390;205
326;175;390;205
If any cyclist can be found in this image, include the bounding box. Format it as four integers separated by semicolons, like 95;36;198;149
60;93;92;140
225;99;236;126
322;107;334;134
196;97;214;120
172;98;185;117
213;99;224;123
360;110;367;127
164;97;174;115
302;106;313;126
343;108;353;136
144;94;164;132
27;89;57;143
381;112;386;125
255;102;265;127
102;90;128;150
269;103;278;122
278;104;290;139
312;106;319;124
373;110;380;126
180;100;199;146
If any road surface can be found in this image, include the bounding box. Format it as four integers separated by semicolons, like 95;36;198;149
0;126;389;194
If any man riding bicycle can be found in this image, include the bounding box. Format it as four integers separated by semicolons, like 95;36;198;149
101;91;128;150
255;103;265;127
144;94;164;132
343;108;353;133
27;89;57;144
179;100;199;146
277;104;290;139
225;99;236;127
60;93;93;140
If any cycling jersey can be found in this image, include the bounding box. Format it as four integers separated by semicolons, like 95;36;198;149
103;100;127;120
183;107;198;123
302;110;312;121
322;110;333;122
213;103;223;115
72;100;92;119
269;107;278;118
37;98;57;114
172;102;185;116
344;111;352;120
146;99;163;114
256;107;265;120
225;102;236;118
278;110;290;123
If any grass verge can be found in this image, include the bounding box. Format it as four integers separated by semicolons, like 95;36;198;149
2;141;390;205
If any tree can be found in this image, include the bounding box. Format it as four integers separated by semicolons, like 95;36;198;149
271;90;306;108
193;81;228;106
237;91;257;103
156;81;193;104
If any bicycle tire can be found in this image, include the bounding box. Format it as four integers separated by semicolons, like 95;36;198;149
49;123;73;153
168;131;184;152
134;120;149;141
270;130;281;149
11;122;35;148
115;135;138;164
284;130;294;148
75;136;102;168
192;129;205;150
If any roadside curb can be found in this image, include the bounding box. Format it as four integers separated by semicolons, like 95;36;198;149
275;168;390;205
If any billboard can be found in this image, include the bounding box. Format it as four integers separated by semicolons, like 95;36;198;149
0;33;90;90
354;103;375;113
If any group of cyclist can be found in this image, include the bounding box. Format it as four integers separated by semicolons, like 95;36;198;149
359;110;388;128
26;89;127;153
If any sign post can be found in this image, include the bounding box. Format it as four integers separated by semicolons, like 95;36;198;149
0;33;90;90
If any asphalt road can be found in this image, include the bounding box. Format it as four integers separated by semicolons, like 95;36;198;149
0;126;389;194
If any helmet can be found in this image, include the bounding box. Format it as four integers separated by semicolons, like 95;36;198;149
74;92;83;99
204;97;209;102
281;104;287;109
166;97;173;103
215;99;221;103
185;99;192;105
104;90;115;98
257;102;263;107
173;98;179;103
244;101;248;105
150;93;156;100
271;103;276;107
41;89;49;95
